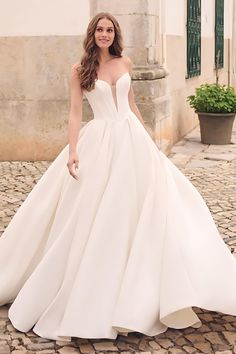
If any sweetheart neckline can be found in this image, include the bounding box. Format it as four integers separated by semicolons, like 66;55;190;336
96;72;130;88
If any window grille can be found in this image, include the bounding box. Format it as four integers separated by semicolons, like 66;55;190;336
187;0;201;78
215;0;224;68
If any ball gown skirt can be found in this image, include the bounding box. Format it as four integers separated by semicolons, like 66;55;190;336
0;72;236;341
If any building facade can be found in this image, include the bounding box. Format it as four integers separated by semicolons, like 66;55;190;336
162;0;234;149
0;0;234;160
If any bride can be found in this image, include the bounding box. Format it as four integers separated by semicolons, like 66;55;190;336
1;12;236;341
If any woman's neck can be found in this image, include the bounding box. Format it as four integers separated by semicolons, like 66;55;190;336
98;50;115;65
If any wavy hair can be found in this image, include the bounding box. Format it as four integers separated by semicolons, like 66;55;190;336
77;12;123;91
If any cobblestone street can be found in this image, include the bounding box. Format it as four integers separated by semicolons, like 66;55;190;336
0;121;236;354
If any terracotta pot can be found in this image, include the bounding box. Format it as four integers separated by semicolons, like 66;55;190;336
197;112;235;144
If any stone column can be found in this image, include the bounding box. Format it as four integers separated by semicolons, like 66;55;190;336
90;0;171;153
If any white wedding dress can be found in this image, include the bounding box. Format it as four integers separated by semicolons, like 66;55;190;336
1;71;236;341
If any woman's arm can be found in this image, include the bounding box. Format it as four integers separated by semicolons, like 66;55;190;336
67;63;83;180
123;56;146;126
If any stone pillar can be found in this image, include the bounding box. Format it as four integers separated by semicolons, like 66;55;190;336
90;0;171;153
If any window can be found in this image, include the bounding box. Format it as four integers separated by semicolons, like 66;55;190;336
186;0;201;78
215;0;224;68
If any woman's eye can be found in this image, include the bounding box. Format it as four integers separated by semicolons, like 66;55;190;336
96;28;113;32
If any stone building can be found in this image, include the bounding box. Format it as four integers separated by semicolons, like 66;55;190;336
0;0;234;160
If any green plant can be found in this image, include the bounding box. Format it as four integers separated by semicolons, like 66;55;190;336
187;83;236;113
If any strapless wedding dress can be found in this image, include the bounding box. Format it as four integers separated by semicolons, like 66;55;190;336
1;72;236;341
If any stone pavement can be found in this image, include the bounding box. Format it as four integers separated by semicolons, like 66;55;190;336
0;120;236;354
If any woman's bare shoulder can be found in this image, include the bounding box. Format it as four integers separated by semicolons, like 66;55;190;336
121;55;133;72
70;63;81;82
71;62;81;72
121;55;132;64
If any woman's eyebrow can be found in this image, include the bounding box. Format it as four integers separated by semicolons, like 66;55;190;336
96;25;114;29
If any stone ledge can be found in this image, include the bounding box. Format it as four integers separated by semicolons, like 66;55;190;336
132;66;169;80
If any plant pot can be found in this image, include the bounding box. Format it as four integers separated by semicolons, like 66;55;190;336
197;112;235;144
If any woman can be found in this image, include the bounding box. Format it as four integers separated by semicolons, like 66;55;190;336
1;12;236;341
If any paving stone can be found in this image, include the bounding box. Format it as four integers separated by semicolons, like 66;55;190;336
93;341;118;351
185;159;221;168
210;323;226;331
222;315;236;322
25;330;38;337
194;341;213;353
149;340;162;349
11;342;30;354
56;340;74;346
175;337;188;346
79;343;95;353
116;341;134;351
183;346;197;354
169;348;186;354
117;334;140;344
0;334;11;340
203;331;226;345
184;333;206;343
10;332;27;340
197;324;211;332
21;336;32;345
165;330;183;341
222;331;236;345
35;351;57;354
26;342;55;350
139;337;156;351
0;320;6;330
12;339;20;347
169;153;192;168
58;347;80;354
224;323;235;331
203;153;236;161
155;338;174;349
0;307;8;318
198;313;214;321
0;343;10;354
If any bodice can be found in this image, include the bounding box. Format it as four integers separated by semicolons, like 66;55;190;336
82;72;132;120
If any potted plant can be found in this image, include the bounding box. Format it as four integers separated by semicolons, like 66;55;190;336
187;82;236;144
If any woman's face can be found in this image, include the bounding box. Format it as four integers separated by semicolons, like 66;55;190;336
94;18;115;49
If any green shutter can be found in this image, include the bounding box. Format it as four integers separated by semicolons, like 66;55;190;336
215;0;224;68
187;0;201;78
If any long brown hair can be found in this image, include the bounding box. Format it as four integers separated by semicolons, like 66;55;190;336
77;12;123;91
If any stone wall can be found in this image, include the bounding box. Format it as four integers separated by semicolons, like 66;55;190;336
0;0;89;161
0;36;84;160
